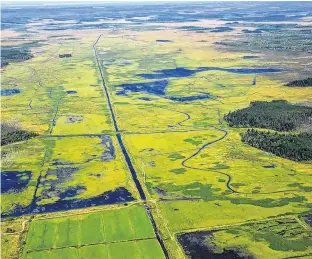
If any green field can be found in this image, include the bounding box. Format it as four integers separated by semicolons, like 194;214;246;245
24;239;165;259
23;205;155;252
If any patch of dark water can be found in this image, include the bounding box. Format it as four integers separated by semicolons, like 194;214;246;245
303;214;312;227
66;90;77;94
117;79;212;102
2;187;134;217
38;167;79;202
263;165;275;168
243;56;259;59
138;68;201;79
156;40;172;42
103;59;115;66
138;97;151;101
1;89;20;96
59;185;86;199
119;61;132;66
117;80;168;96
66;115;83;124
1;171;32;193
178;231;254;259
117;79;211;102
138;67;284;79
211;26;233;32
99;135;115;161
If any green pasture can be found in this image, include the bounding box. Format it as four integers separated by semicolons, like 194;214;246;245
23;205;155;252
24;239;165;259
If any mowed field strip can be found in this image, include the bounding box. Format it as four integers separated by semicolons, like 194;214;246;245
22;205;165;258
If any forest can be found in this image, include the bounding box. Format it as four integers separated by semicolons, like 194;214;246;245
224;100;312;131
286;78;312;87
241;129;312;161
1;123;38;146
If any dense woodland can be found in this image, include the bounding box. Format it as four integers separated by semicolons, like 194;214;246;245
1;43;36;67
225;100;312;161
224;100;312;131
286;78;312;87
241;129;312;161
1;123;38;146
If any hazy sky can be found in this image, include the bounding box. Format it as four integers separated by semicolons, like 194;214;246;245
2;0;301;2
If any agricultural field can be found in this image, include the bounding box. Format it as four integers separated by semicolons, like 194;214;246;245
1;1;312;259
21;205;164;259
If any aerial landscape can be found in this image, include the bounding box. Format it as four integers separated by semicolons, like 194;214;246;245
1;1;312;258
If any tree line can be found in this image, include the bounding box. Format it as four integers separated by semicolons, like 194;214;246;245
241;129;312;161
224;100;312;131
286;78;312;87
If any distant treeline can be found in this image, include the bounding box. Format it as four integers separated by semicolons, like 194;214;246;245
286;78;312;87
1;42;41;67
224;100;312;131
1;46;34;63
1;123;38;146
241;130;312;161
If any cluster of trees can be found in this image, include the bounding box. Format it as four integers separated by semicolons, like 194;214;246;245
241;129;312;161
1;60;9;68
1;130;38;146
1;46;34;63
1;42;39;67
286;78;312;87
1;123;38;146
59;54;72;58
224;100;312;131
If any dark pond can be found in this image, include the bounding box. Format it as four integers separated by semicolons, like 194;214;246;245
156;40;172;42
66;90;77;94
138;67;284;79
99;135;115;161
303;214;312;227
178;26;211;31
2;187;134;217
263;165;276;168
1;171;32;193
117;79;211;102
59;185;86;199
1;89;20;96
178;231;254;259
243;56;259;59
211;26;233;32
117;80;168;96
138;97;151;101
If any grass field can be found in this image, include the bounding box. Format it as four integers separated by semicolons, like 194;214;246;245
24;239;165;259
24;205;154;251
22;205;165;258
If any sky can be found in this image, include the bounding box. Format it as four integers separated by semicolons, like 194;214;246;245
2;0;306;2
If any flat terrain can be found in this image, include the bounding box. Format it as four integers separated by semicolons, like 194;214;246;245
1;2;312;259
